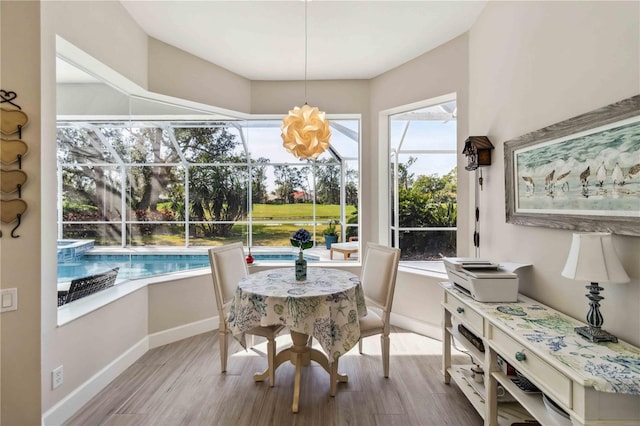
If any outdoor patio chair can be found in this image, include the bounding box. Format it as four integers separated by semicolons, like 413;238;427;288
329;237;359;260
57;267;119;307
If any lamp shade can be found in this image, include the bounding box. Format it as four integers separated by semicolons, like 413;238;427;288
281;104;331;160
561;232;629;283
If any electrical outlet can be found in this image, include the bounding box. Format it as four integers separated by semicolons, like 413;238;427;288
1;288;18;313
52;365;64;389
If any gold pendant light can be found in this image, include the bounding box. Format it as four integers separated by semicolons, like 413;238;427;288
281;0;331;160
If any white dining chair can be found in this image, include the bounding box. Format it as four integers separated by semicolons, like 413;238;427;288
330;242;400;396
208;243;285;386
357;242;401;378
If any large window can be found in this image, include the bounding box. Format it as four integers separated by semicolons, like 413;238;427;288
389;98;457;260
55;56;360;290
57;119;360;248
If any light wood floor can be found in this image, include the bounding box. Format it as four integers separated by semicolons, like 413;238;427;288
65;327;482;426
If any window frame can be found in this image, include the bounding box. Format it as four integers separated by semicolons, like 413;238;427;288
57;118;361;249
386;94;458;261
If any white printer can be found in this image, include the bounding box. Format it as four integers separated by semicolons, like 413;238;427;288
443;258;525;302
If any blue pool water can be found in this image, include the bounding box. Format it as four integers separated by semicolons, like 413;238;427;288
57;252;318;283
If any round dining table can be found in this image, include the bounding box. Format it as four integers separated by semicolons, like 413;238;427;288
228;267;367;412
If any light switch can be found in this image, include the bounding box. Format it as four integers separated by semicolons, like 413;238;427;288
1;288;18;312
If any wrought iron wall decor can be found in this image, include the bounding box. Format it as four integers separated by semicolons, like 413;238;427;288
0;89;29;238
0;138;28;168
0;199;27;238
1;169;27;197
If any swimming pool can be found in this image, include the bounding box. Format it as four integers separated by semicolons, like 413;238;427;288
57;252;320;283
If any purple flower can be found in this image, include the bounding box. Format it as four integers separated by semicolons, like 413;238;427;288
291;229;313;250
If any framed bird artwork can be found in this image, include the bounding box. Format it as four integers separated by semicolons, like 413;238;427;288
505;94;640;236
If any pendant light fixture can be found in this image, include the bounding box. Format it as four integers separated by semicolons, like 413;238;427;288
281;0;331;160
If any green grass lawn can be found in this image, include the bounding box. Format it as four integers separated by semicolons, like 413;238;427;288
75;203;358;247
187;223;350;247
249;204;357;245
251;203;356;220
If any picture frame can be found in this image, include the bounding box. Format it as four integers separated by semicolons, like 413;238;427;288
505;95;640;236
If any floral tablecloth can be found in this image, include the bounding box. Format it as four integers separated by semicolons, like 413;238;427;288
445;283;640;394
228;267;367;361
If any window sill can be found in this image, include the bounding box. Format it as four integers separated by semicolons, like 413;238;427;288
56;268;210;326
398;261;448;279
56;261;361;326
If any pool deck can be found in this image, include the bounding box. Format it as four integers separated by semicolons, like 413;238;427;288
84;244;358;262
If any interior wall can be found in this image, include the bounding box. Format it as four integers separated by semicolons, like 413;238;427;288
250;80;370;115
362;32;471;332
46;0;148;90
148;275;215;334
40;0;156;417
369;33;471;256
148;38;252;114
393;271;447;339
50;289;149;393
469;1;640;345
0;2;42;424
57;83;129;116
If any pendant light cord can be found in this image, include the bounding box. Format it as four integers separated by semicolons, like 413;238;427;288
304;0;308;104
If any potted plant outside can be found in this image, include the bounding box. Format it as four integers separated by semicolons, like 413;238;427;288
323;220;339;249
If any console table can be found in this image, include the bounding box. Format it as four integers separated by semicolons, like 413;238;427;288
441;282;640;425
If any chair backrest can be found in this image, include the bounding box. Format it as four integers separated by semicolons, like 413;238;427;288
360;243;401;319
208;243;249;320
61;267;119;306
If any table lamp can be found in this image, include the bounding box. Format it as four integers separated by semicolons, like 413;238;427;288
561;232;629;343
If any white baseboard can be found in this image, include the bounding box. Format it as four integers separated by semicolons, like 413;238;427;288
42;337;149;426
389;311;441;341
148;316;217;349
42;317;220;426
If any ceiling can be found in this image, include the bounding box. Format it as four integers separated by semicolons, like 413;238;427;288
119;0;487;81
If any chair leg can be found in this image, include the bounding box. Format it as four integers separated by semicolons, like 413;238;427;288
329;358;339;397
358;337;363;354
220;330;228;373
267;336;276;387
381;333;390;378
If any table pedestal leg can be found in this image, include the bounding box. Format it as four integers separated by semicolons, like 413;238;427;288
253;330;348;413
329;359;348;397
290;331;310;413
253;350;290;384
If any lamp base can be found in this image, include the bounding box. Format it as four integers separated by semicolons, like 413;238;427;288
575;326;618;343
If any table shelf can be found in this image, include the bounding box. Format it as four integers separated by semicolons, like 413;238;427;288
493;371;572;426
448;324;485;366
448;365;532;426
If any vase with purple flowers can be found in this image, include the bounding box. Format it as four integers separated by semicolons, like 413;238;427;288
290;228;313;281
